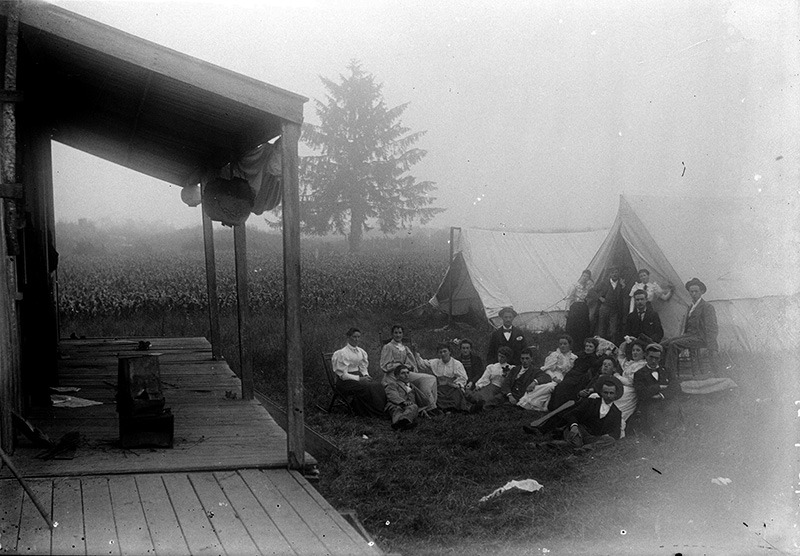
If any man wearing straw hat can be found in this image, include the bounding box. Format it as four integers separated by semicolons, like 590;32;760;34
660;277;719;376
486;306;529;366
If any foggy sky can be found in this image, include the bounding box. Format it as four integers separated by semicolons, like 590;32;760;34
50;0;800;233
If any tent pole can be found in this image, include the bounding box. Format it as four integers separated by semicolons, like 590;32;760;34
448;227;460;326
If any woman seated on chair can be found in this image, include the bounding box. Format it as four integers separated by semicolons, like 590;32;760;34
379;324;437;412
331;328;387;417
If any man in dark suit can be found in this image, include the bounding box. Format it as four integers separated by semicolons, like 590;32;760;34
593;267;627;344
456;338;485;388
624;289;664;343
661;277;719;376
503;348;547;405
486;306;528;366
632;343;679;434
523;375;623;447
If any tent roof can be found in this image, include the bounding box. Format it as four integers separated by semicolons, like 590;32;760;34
7;1;307;186
613;195;800;301
453;227;609;319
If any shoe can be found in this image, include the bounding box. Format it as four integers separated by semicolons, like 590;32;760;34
396;418;412;430
523;424;543;436
564;426;584;448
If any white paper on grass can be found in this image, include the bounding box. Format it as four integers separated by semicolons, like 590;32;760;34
50;394;103;408
480;479;543;502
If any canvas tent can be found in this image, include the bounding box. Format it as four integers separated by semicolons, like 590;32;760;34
586;195;800;351
430;227;608;330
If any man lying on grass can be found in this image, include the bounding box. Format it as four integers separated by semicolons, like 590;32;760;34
523;374;624;449
384;365;422;430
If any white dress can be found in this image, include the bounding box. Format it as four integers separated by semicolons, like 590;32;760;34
516;350;577;411
615;357;647;437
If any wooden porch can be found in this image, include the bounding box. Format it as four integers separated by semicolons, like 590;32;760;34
0;337;379;555
2;337;294;476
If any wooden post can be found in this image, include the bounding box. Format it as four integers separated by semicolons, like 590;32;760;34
21;127;58;390
281;121;304;470
0;1;20;454
233;223;253;400
200;185;221;360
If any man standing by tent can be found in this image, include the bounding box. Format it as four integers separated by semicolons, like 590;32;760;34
661;278;718;376
593;267;627;344
486;307;528;365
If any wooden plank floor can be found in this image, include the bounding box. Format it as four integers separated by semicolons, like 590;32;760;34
0;469;381;555
1;337;309;477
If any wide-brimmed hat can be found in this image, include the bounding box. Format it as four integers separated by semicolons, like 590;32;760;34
498;306;517;318
685;277;707;294
593;374;624;401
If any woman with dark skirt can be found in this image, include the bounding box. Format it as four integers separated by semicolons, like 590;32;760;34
565;269;594;345
547;337;600;411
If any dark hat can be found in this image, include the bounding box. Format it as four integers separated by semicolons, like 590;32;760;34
498;306;518;318
594;374;624;401
685;277;707;294
497;346;514;359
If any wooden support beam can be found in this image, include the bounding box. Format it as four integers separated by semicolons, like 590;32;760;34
234;223;253;401
0;0;20;455
20;126;59;393
281;121;304;471
200;186;221;360
0;90;22;103
254;389;342;460
0;183;22;198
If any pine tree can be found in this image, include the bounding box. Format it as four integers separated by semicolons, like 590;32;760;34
300;61;442;252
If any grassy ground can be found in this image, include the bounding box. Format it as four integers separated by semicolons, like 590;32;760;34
61;312;799;555
307;348;799;556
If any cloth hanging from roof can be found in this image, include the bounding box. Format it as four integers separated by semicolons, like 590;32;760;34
211;140;283;219
232;140;283;215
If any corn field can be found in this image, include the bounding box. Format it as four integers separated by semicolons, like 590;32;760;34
58;249;448;318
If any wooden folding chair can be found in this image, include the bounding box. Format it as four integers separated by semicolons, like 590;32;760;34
320;351;355;414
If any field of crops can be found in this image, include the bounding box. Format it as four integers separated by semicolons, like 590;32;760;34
58;248;448;318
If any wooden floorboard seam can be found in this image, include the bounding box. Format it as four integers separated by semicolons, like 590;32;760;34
216;470;297;556
161;474;201;556
238;469;327;555
210;472;265;556
268;470;372;556
133;475;160;555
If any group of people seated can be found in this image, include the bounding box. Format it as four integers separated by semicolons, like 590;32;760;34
330;273;719;444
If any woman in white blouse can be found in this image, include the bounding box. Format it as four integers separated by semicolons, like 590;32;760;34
379;325;437;412
614;337;648;436
331;328;386;417
517;335;577;411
